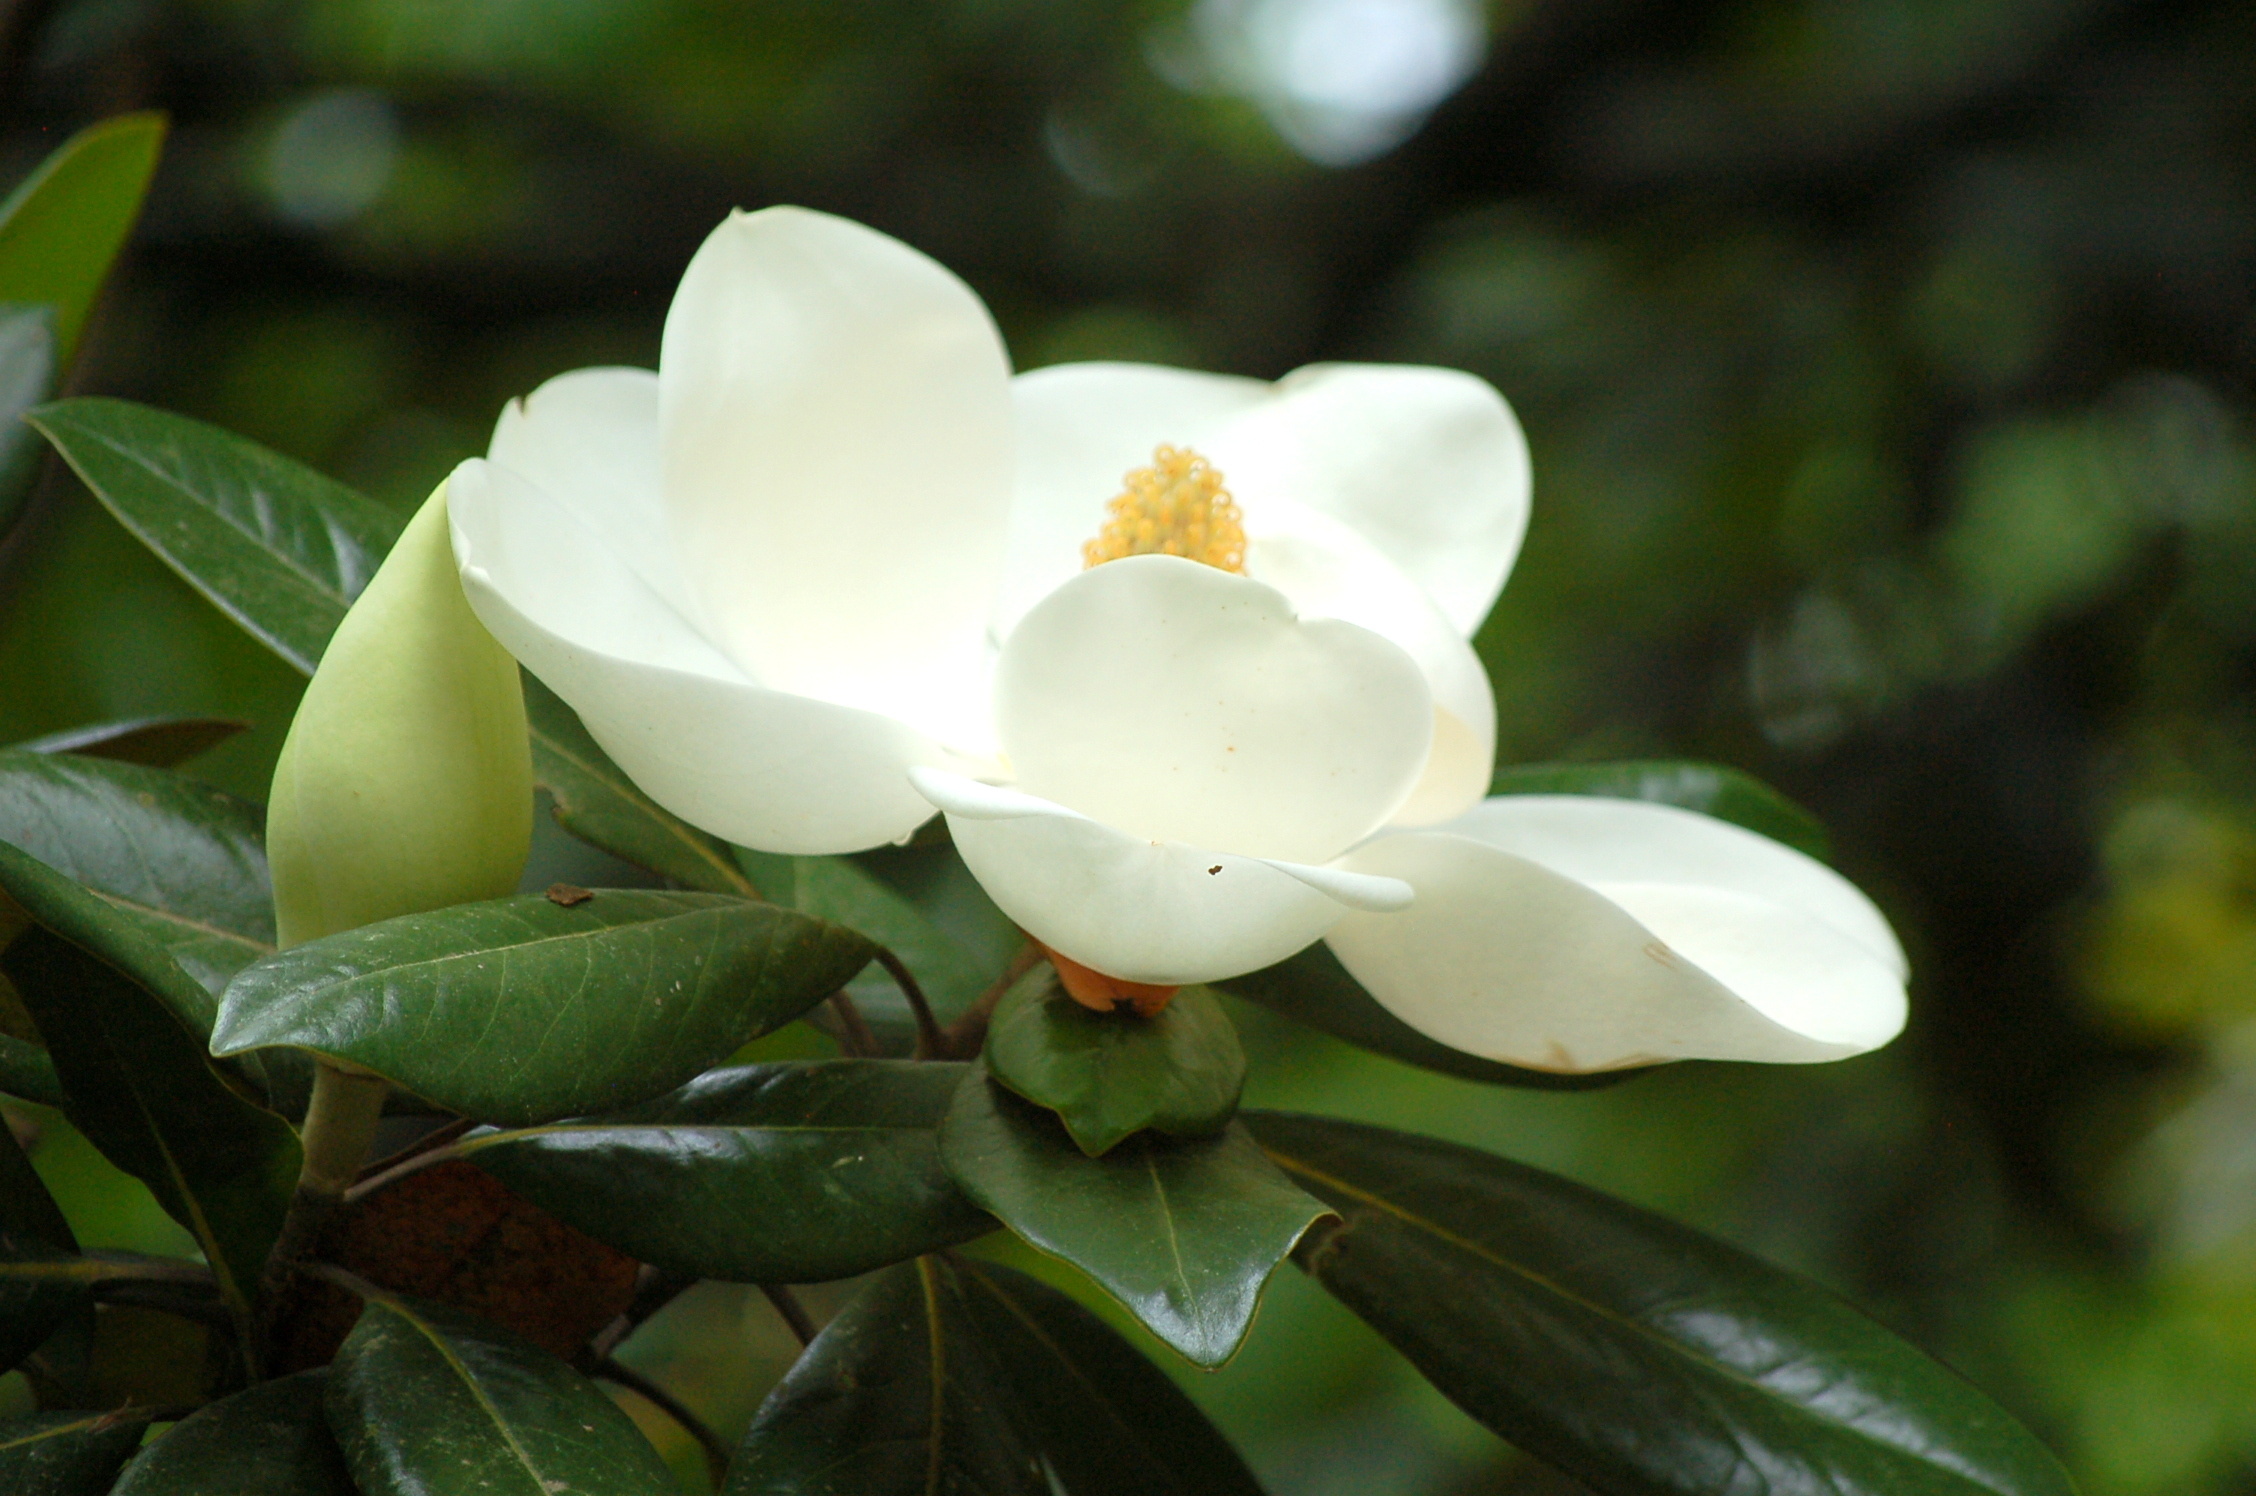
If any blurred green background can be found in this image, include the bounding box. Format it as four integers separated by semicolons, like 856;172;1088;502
4;0;2255;1490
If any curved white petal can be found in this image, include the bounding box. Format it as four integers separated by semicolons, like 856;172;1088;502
1441;795;1907;976
659;206;1012;752
1203;364;1530;637
911;768;1389;985
1244;500;1495;825
449;457;951;853
1326;832;1902;1070
996;362;1271;638
487;365;698;622
996;555;1433;865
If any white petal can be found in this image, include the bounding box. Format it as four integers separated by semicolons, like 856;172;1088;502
1440;795;1907;977
1326;832;1901;1070
910;768;1376;985
1203;364;1530;637
996;362;1271;638
659;206;1013;752
487;366;697;621
996;555;1433;865
449;458;951;854
1244;500;1495;825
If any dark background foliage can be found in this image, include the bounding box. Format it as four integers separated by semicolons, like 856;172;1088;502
3;0;2253;1490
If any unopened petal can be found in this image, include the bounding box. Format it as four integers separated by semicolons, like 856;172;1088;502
1204;363;1530;638
911;768;1371;985
659;206;1012;752
995;555;1433;865
1326;832;1900;1071
450;457;949;853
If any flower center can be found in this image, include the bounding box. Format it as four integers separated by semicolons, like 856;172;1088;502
1081;445;1246;574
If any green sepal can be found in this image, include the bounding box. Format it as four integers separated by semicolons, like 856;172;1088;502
985;962;1243;1156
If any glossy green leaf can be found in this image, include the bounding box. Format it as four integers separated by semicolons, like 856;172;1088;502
985;963;1243;1156
0;1035;63;1109
949;1255;1268;1496
757;850;995;1032
1244;1112;2078;1496
0;1119;83;1377
326;1287;676;1496
0;749;273;1029
110;1370;352;1495
1218;943;1630;1091
732;1253;1269;1496
940;1070;1329;1367
1;928;299;1328
726;1257;1047;1496
0;113;164;365
0;1410;152;1496
1489;759;1831;862
214;891;873;1126
14;716;249;768
0;305;54;537
29;397;404;676
523;676;756;896
464;1059;991;1282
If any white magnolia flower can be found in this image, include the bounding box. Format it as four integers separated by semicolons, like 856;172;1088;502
447;205;1907;1072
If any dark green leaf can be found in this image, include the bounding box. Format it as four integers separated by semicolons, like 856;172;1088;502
464;1059;990;1282
985;963;1242;1156
732;1255;1268;1496
724;1257;1048;1496
326;1286;675;1496
1489;759;1831;862
0;749;273;1029
0;1119;83;1377
776;852;994;1030
14;717;250;768
523;676;757;896
949;1256;1268;1496
110;1370;352;1495
1244;1112;2077;1496
0;1410;153;1494
0;112;165;365
29;397;404;676
1;928;298;1329
1218;943;1630;1091
940;1070;1328;1367
0;1035;63;1109
214;891;872;1126
0;306;54;537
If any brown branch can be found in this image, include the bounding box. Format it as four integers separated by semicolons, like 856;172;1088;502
826;991;881;1057
590;1266;700;1363
596;1358;732;1488
759;1283;817;1347
874;948;946;1059
937;942;1043;1058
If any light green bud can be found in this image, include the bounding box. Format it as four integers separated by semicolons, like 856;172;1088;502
268;478;532;948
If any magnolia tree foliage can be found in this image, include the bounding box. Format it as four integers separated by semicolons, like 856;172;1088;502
0;116;2074;1496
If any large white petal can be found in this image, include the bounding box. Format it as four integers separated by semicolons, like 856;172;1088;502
449;457;951;854
1244;500;1495;825
1203;363;1530;638
659;206;1013;752
1441;795;1907;976
486;365;698;623
912;768;1408;986
1325;832;1901;1070
996;362;1270;639
996;555;1433;865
